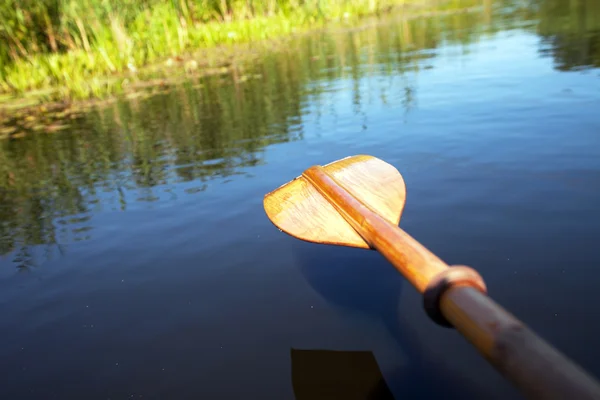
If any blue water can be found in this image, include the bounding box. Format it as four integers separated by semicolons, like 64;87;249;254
1;2;600;399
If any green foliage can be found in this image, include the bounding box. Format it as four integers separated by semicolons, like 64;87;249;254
0;0;430;99
2;0;598;100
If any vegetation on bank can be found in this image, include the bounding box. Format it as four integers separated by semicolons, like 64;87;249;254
0;0;454;101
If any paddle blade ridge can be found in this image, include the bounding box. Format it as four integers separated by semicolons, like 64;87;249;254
263;155;406;249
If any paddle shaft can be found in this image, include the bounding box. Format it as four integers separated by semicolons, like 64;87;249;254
303;165;600;400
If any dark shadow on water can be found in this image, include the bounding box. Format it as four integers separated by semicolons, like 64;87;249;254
291;349;395;400
296;243;486;399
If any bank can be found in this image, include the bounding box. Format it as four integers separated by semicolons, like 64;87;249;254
1;1;485;109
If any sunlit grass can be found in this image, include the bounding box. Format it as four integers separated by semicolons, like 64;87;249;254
0;0;472;101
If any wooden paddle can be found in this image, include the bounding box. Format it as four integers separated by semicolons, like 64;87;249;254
263;155;600;399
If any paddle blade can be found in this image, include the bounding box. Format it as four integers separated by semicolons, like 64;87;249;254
263;155;406;249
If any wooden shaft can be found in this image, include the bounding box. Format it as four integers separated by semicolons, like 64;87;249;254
442;287;600;399
303;166;447;292
303;165;600;399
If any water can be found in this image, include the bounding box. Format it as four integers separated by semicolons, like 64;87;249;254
1;1;600;398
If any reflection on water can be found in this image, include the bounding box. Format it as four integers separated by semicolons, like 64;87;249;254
1;0;599;270
536;0;600;71
0;1;599;399
291;349;395;399
0;64;306;268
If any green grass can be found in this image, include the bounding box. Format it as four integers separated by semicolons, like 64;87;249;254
0;0;438;101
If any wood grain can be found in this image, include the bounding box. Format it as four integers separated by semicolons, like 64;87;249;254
263;155;405;249
263;154;600;399
302;164;446;292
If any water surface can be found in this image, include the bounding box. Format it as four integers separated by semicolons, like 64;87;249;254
1;1;600;398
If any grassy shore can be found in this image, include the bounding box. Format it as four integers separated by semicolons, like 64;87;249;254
0;0;474;102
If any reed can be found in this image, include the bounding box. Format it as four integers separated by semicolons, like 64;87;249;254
0;0;444;100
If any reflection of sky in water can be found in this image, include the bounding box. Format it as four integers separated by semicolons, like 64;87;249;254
20;31;600;258
2;18;600;271
1;3;600;399
302;29;599;171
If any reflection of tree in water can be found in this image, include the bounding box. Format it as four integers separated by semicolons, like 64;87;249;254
536;0;600;71
546;32;600;71
0;4;549;269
